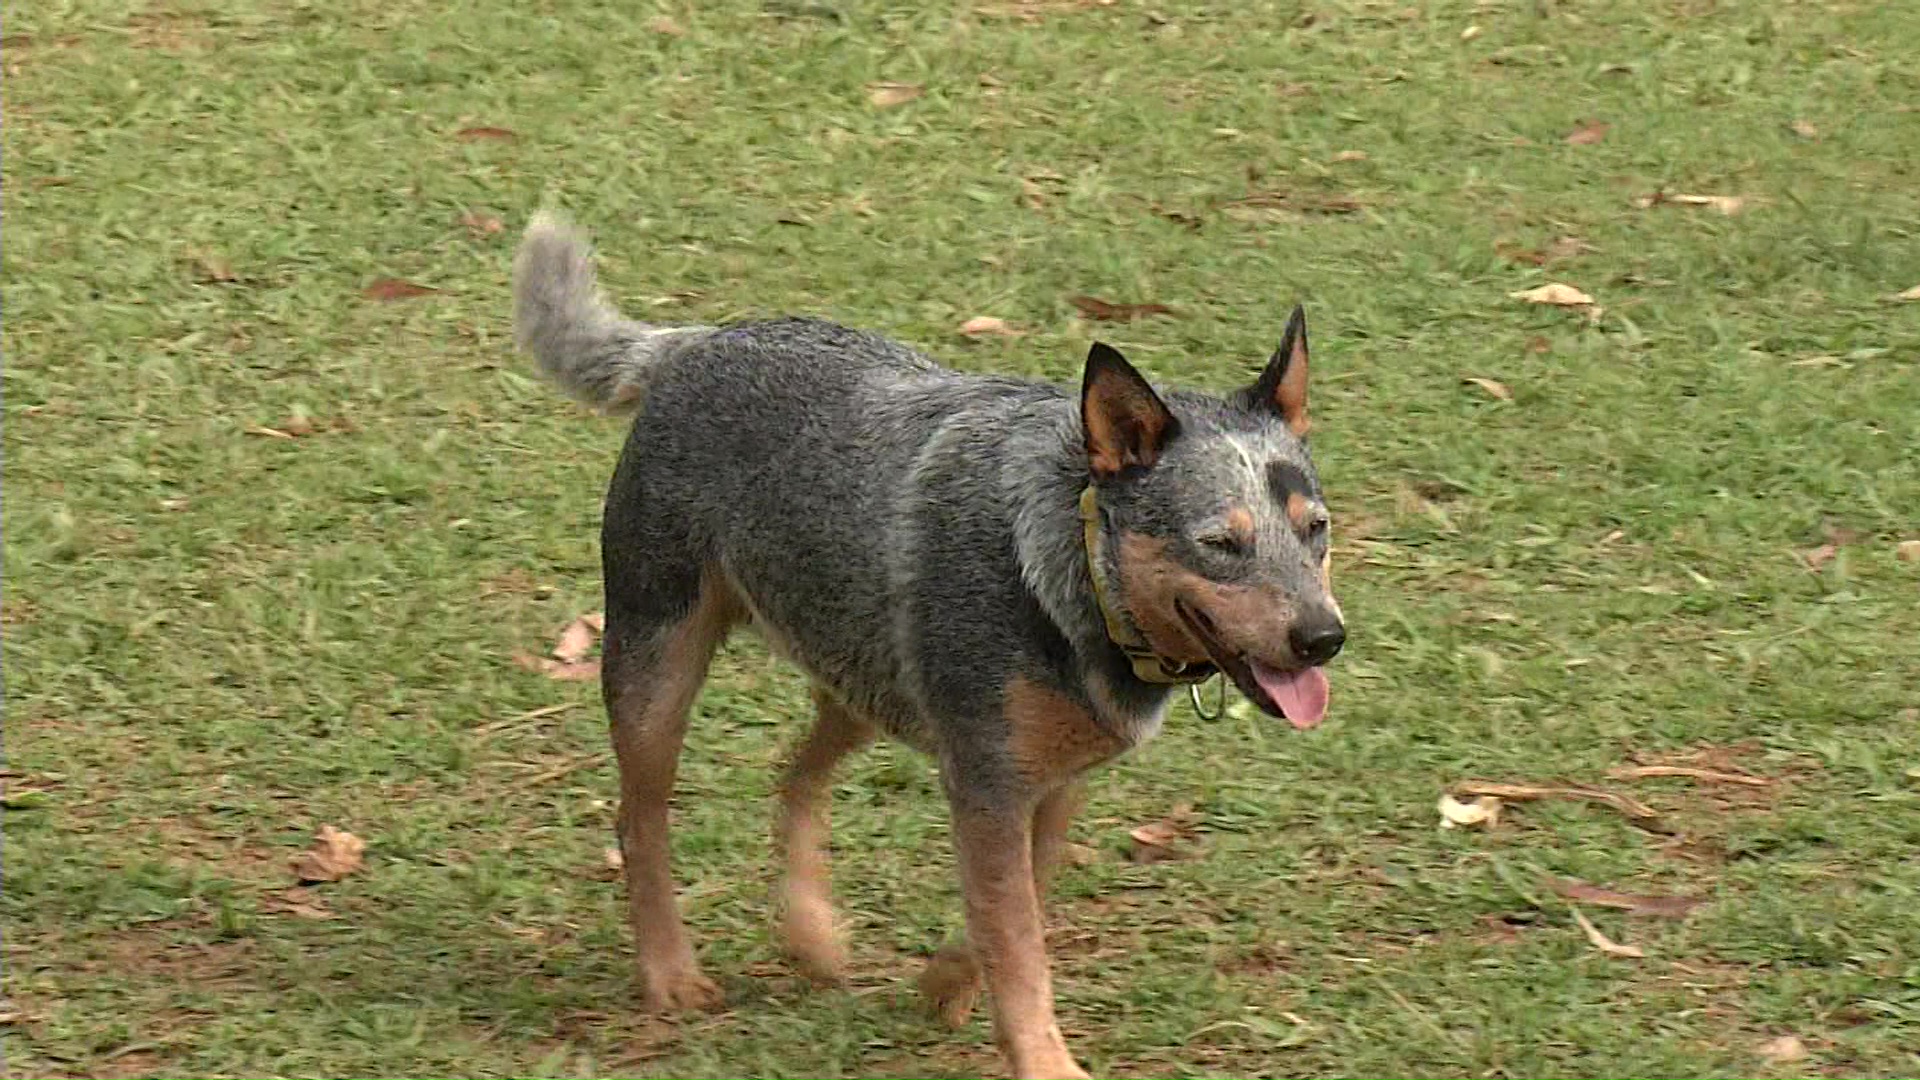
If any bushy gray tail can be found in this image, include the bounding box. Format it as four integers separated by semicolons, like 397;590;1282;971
512;212;710;414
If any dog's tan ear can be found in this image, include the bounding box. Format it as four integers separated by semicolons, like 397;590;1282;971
1242;304;1311;437
1082;342;1179;479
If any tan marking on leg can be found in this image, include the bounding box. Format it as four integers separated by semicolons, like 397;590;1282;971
608;569;742;1013
777;685;876;984
950;807;1089;1080
1004;676;1126;787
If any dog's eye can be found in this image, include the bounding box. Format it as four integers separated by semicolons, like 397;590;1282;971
1197;532;1247;557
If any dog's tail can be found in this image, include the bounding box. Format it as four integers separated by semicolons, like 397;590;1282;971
512;212;712;414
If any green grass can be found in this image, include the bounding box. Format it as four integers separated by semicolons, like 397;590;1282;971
6;0;1920;1076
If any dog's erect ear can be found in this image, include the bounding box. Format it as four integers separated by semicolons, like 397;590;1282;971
1240;304;1311;437
1082;342;1179;479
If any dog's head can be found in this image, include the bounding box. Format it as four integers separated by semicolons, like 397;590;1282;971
1080;306;1343;728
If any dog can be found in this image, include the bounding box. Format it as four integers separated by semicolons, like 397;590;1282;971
512;213;1345;1079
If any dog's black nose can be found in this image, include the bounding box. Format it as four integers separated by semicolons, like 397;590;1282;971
1289;615;1346;666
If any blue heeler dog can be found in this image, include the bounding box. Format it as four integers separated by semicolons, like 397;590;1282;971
513;213;1345;1079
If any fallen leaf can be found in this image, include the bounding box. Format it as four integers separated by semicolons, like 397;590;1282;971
265;887;336;919
1633;191;1746;215
460;209;504;237
1509;282;1594;306
1544;236;1594;261
1757;1035;1808;1063
551;614;602;663
244;425;295;439
648;14;685;35
1437;793;1502;829
1452;780;1662;827
1223;191;1364;216
292;825;366;884
363;278;439;301
1607;764;1771;788
1062;841;1099;867
1460;24;1482;41
605;847;625;870
1128;805;1198;863
1525;335;1552;354
1564;119;1610;145
454;125;518;141
1570;907;1644;958
1465;377;1512;401
866;81;923;108
1150;203;1203;230
512;651;600;682
958;315;1023;337
1897;539;1920;563
1788;119;1819;140
1894;285;1920;302
281;413;315;437
1070;295;1176;322
189;250;236;283
1331;149;1369;162
1548;878;1702;918
1801;542;1837;571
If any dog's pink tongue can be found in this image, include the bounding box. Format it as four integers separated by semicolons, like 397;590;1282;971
1251;663;1329;729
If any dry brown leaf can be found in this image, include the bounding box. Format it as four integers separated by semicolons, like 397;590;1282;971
1070;295;1176;322
1802;542;1837;571
1465;377;1512;401
1331;149;1369;163
266;887;336;919
1509;282;1594;306
292;825;365;884
1757;1035;1809;1063
1788;119;1819;140
1895;285;1920;302
1548;878;1702;918
454;125;518;141
1128;804;1198;863
1460;24;1482;41
1607;764;1771;788
1437;793;1502;829
551;613;603;664
1897;539;1920;563
1634;191;1746;215
460;209;504;237
245;425;296;440
190;250;237;283
1453;780;1662;825
363;278;439;301
1224;191;1364;216
605;847;625;870
1525;335;1552;355
866;81;924;108
1570;907;1644;958
958;315;1023;337
1565;119;1610;146
648;15;685;35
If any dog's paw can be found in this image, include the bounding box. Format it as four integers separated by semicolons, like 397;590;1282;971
916;942;982;1028
638;966;723;1013
783;895;851;985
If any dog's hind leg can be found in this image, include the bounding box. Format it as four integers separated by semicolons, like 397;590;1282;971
775;685;877;983
604;566;740;1012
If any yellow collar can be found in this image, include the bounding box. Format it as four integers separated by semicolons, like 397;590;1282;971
1078;486;1217;685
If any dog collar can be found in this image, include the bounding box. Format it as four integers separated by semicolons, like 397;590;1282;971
1078;486;1217;685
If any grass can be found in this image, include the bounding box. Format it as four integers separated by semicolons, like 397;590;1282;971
5;0;1919;1076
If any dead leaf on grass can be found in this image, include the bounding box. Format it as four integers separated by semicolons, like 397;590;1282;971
1632;191;1747;215
1525;335;1552;355
1509;282;1594;306
959;315;1023;337
266;887;336;919
648;15;686;35
866;81;923;108
454;125;518;141
1897;539;1920;563
1757;1035;1809;1063
189;250;237;283
245;425;296;439
1570;907;1644;958
1788;119;1819;140
460;209;505;237
1894;285;1920;302
552;612;603;664
1464;377;1512;401
1223;191;1364;217
363;278;439;301
1331;149;1369;163
1460;24;1482;41
1070;295;1175;322
513;651;600;681
292;825;365;884
1564;119;1610;145
1452;780;1662;827
1129;805;1199;863
1438;793;1502;829
1548;878;1702;918
1607;764;1770;788
1801;542;1838;571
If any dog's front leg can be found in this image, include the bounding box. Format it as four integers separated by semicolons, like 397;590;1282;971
948;797;1089;1080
